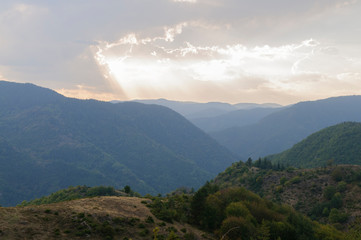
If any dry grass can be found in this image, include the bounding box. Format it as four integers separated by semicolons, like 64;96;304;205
0;196;210;240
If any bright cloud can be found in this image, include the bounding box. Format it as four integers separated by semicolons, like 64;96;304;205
93;21;361;103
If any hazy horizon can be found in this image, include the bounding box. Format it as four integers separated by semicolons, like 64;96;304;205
1;0;361;105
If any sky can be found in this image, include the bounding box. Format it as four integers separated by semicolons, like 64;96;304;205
1;0;361;105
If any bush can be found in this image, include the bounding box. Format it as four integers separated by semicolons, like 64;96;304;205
323;186;337;200
331;167;344;182
146;216;154;223
337;181;347;192
329;208;349;223
280;177;287;185
220;216;256;240
289;176;301;184
226;202;250;218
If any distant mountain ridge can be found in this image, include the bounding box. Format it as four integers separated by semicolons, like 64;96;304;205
211;95;361;159
269;122;361;168
191;107;283;132
113;99;284;133
0;81;236;206
118;98;282;119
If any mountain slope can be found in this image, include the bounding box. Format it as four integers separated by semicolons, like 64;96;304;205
214;160;361;227
269;122;361;168
191;107;282;132
0;81;236;206
211;96;361;159
130;98;282;119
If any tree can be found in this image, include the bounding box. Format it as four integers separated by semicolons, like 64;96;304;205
124;185;131;194
246;158;253;166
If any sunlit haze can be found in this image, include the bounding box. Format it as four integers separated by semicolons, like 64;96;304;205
1;0;361;104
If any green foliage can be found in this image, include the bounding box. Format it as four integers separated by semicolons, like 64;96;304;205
189;185;343;239
124;185;131;194
225;202;250;218
270;122;361;168
149;193;192;223
323;186;337;200
328;208;349;224
336;181;347;192
345;220;361;240
289;176;301;184
280;177;287;185
331;167;344;182
166;231;179;240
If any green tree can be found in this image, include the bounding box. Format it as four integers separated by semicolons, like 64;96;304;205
246;158;253;166
124;185;131;194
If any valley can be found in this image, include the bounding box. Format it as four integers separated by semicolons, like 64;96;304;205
1;81;361;239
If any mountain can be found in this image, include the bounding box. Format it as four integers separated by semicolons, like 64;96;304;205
128;99;283;133
127;99;237;119
211;96;361;159
269;122;361;168
126;98;282;119
191;107;282;133
0;81;236;206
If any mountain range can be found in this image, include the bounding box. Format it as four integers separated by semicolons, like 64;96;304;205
0;81;236;206
130;99;282;119
210;96;361;159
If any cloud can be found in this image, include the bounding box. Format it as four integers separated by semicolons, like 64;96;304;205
173;0;197;3
91;16;361;104
1;0;361;104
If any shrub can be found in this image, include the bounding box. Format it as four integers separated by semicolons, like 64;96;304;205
226;202;250;218
139;229;149;237
329;208;348;223
280;177;287;185
323;186;337;200
331;167;344;182
219;216;256;240
289;176;301;184
146;216;154;223
337;181;347;192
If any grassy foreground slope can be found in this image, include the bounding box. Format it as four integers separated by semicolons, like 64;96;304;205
0;195;207;240
0;184;348;240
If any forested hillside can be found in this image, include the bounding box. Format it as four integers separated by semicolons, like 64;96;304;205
269;122;361;168
0;81;236;206
215;159;361;227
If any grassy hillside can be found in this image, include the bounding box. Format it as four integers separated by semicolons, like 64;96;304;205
0;81;236;206
211;96;361;159
269;122;361;168
0;195;208;240
1;184;349;240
